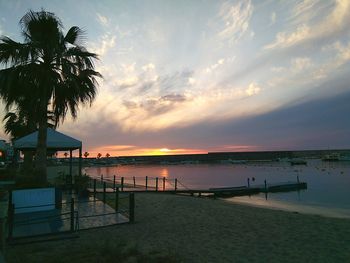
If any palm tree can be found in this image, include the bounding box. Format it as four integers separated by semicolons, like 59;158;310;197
0;10;101;181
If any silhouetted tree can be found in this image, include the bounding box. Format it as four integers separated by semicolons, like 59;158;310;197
97;153;102;159
84;151;89;158
0;10;101;182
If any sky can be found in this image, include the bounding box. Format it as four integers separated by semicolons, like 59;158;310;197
0;0;349;156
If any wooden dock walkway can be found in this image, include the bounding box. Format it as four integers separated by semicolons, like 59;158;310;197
88;180;307;198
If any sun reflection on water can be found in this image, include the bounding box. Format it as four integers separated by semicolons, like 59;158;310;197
160;168;169;178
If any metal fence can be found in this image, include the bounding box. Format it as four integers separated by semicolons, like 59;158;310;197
6;189;135;241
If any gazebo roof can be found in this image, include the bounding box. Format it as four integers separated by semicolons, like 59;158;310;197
13;128;82;150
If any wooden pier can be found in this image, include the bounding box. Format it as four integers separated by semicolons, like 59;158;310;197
87;176;307;198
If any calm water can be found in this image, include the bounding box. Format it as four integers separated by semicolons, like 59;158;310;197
85;159;350;218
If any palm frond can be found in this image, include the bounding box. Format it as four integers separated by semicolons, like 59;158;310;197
64;26;86;46
0;37;33;65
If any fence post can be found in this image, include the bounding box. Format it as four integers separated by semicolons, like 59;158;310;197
121;177;124;191
145;176;148;190
113;175;116;190
163;177;166;191
297;175;300;184
133;176;136;188
70;198;75;232
101;174;103;183
93;179;96;200
264;179;267;191
175;178;177;192
247;178;250;188
103;182;106;203
129;193;135;223
115;187;119;212
156;177;158;191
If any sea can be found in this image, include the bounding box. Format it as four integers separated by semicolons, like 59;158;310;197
84;159;350;218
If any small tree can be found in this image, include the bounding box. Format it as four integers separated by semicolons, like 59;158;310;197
64;152;68;159
105;153;110;158
84;151;89;158
97;153;102;159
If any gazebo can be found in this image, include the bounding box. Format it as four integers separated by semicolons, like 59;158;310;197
13;128;82;178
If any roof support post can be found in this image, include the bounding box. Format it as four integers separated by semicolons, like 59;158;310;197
78;147;82;177
69;149;73;185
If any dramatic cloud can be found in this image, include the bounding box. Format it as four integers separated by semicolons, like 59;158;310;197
265;0;350;50
0;0;349;154
89;33;116;56
218;0;253;44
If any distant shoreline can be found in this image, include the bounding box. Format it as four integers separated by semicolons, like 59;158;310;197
56;149;350;166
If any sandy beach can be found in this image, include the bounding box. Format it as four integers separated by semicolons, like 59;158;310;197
5;193;350;262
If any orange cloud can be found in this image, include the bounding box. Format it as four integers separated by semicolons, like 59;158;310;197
87;145;207;157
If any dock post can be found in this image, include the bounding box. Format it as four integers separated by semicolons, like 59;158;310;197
145;176;148;190
113;175;116;190
121;177;124;191
156;177;158;191
163;177;166;191
264;179;267;191
101;174;103;183
103;182;106;203
175;179;177;192
115;187;119;212
70;198;75;232
297;176;300;184
133;176;136;188
129;193;135;223
93;179;96;200
247;178;250;188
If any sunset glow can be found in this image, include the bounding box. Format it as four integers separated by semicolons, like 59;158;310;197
0;0;349;154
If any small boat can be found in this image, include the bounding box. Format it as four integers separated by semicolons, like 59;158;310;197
289;158;307;165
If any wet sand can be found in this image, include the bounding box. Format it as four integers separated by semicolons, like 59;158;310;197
5;193;350;262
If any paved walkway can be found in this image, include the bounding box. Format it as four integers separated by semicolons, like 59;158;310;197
61;194;129;230
12;192;128;238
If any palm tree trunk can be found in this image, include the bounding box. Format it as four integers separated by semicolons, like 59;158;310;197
34;103;48;183
23;150;34;171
